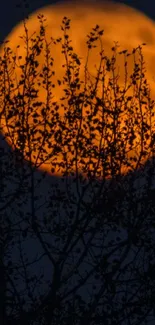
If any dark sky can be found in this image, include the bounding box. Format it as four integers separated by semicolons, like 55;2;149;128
0;0;155;43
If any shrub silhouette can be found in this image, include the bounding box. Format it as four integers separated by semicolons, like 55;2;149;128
1;13;155;180
0;10;155;325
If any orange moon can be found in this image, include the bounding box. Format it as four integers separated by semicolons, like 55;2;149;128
1;0;155;179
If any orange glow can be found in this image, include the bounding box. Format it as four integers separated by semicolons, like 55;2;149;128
0;0;155;179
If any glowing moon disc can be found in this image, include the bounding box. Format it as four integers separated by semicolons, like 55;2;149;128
1;0;155;179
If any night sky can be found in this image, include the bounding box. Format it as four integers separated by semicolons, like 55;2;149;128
0;0;155;43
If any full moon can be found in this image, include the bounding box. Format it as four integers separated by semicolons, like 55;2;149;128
1;0;155;179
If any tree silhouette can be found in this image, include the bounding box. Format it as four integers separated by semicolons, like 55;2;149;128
0;6;155;325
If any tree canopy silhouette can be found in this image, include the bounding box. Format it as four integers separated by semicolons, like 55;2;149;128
0;10;155;325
